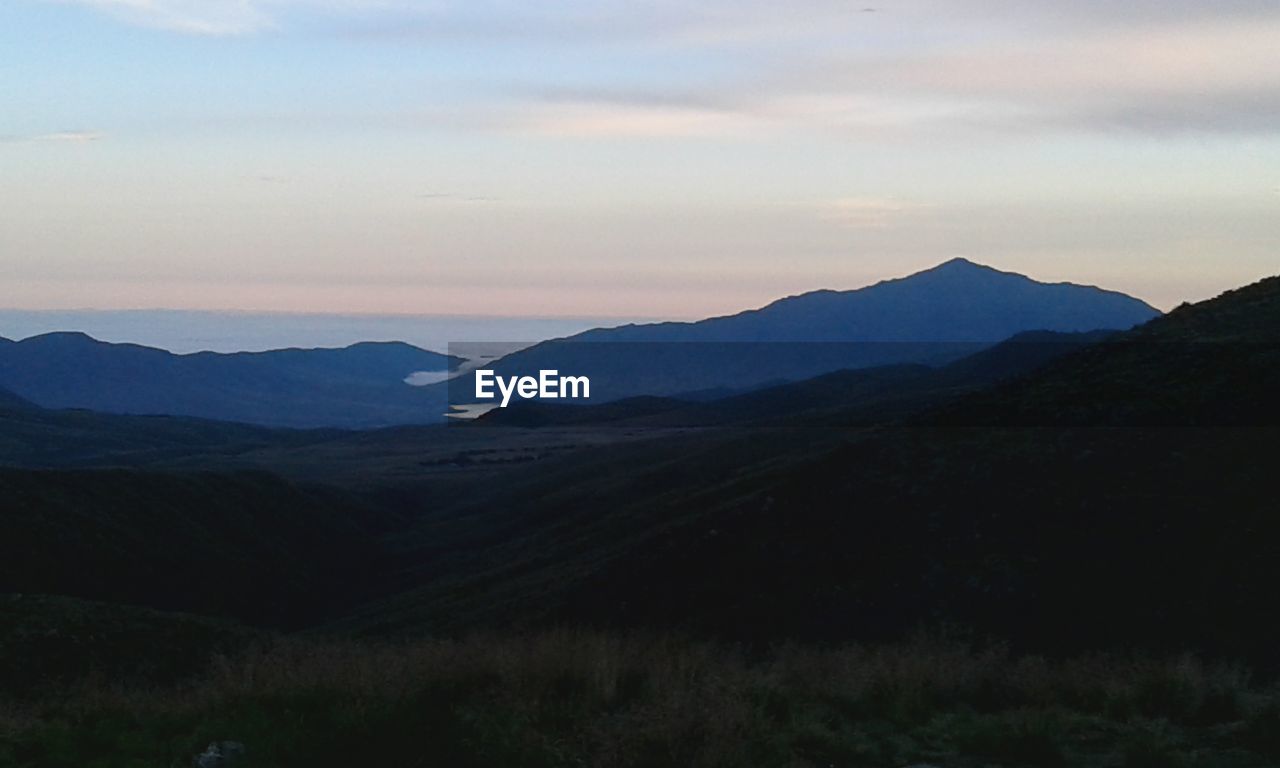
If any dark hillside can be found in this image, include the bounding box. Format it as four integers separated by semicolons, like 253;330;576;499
478;329;1113;428
0;595;259;695
936;276;1280;426
0;469;392;628
347;274;1280;664
0;387;35;411
0;400;334;468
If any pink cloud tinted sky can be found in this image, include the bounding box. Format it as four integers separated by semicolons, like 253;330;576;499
2;0;1277;316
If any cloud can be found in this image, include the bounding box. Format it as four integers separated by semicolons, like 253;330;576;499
877;18;1280;100
44;1;1280;139
47;0;400;35
1;131;104;143
48;0;1280;42
417;192;499;202
820;198;924;229
506;101;757;139
49;0;271;35
39;131;106;142
797;15;1280;136
341;0;1280;50
488;12;1280;139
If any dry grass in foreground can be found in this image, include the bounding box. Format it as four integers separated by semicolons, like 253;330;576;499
3;628;1280;767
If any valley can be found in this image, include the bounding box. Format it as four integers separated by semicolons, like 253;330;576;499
2;263;1277;767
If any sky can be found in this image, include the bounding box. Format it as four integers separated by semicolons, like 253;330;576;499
1;0;1277;318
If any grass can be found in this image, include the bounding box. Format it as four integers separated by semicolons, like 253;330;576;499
2;628;1277;767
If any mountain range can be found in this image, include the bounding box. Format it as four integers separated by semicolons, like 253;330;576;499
478;329;1114;428
569;257;1158;342
449;258;1160;405
362;273;1280;661
0;333;460;429
3;267;1271;651
2;264;1278;766
0;260;1159;427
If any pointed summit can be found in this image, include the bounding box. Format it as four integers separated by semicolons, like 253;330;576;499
909;257;1007;281
556;259;1160;345
936;256;984;270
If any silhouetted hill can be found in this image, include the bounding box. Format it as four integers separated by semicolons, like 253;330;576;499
0;468;393;627
937;329;1117;382
0;399;337;468
575;258;1158;343
478;330;1113;428
0;385;35;411
453;259;1158;403
474;395;693;428
934;276;1280;426
0;333;460;428
353;273;1280;663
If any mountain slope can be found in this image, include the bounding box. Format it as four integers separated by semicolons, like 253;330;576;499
0;468;393;627
0;385;36;411
0;334;460;428
354;272;1280;662
934;275;1280;426
0;398;332;468
452;259;1159;404
574;258;1158;343
478;329;1113;428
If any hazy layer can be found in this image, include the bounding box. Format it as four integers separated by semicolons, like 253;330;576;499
0;310;654;354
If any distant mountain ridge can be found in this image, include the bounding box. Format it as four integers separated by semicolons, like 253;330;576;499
0;333;461;429
572;258;1159;342
454;259;1160;403
0;260;1161;427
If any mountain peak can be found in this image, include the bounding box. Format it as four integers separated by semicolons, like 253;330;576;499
913;257;1004;278
938;256;983;269
21;331;102;346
